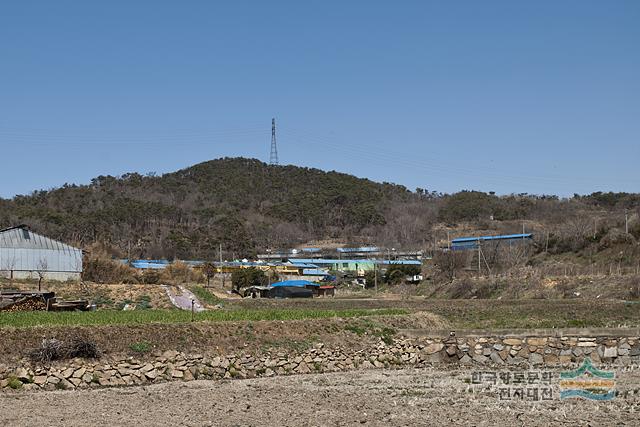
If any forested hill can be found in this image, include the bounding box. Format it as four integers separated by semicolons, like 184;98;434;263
0;158;418;259
0;157;638;261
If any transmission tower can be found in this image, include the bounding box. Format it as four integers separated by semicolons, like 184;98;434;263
269;118;279;165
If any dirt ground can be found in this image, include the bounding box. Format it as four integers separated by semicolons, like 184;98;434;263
2;282;174;310
2;367;638;426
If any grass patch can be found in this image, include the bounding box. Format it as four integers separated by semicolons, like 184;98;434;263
345;319;397;344
0;308;408;328
190;286;221;306
129;341;152;354
6;376;22;389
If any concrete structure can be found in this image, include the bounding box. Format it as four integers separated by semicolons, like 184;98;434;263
0;225;82;281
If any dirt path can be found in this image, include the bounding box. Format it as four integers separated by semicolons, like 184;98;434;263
2;367;637;426
162;285;205;312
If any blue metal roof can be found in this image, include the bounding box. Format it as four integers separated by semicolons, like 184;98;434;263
337;247;380;253
288;261;321;268
302;268;330;276
271;280;319;288
130;260;168;269
292;258;374;264
451;233;533;243
291;258;421;265
380;260;421;265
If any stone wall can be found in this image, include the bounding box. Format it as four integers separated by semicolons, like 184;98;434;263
2;330;638;392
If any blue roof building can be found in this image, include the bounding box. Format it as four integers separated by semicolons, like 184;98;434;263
450;233;533;250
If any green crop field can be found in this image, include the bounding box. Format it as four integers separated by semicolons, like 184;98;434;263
0;308;408;328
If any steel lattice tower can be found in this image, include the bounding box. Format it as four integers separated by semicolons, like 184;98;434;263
269;118;279;165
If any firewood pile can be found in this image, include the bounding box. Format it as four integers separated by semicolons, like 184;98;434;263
0;291;90;312
0;296;47;312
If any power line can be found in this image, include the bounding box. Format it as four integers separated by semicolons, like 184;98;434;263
278;127;640;189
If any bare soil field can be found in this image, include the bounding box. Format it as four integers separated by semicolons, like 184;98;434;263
2;367;638;426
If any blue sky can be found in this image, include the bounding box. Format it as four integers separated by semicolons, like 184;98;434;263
1;1;638;198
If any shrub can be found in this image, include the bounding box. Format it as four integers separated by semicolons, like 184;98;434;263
140;269;161;284
129;341;151;354
383;264;421;284
161;261;204;285
231;267;268;293
7;376;22;389
83;256;138;284
29;336;100;363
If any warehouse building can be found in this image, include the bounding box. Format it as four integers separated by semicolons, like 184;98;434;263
0;225;83;281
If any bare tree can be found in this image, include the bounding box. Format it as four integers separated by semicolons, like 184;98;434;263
1;255;17;287
203;262;216;287
36;258;48;292
434;251;468;281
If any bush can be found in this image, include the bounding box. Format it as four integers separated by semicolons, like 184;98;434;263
29;336;100;364
161;261;204;285
383;264;421;284
7;376;22;389
140;269;161;284
129;341;151;354
231;267;268;293
83;256;138;284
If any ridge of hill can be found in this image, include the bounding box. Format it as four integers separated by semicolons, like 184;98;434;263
0;158;417;258
0;157;638;263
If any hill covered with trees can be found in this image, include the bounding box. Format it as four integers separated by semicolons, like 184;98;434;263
0;157;638;265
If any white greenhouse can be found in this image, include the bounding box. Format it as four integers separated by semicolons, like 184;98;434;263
0;225;83;281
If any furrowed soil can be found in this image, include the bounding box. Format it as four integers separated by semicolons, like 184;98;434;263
2;367;638;426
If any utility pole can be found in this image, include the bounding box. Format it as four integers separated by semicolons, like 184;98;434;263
545;231;549;253
219;243;224;289
477;240;481;275
625;212;629;234
374;262;378;293
447;230;451;250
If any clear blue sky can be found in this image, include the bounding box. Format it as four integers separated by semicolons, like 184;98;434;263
1;1;638;198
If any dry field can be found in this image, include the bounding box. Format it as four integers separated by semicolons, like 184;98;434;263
2;366;638;426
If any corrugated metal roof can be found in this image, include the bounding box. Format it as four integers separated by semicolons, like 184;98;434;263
302;268;330;276
271;280;319;288
451;233;533;243
292;258;421;265
288;261;321;268
0;226;80;253
380;260;421;265
337;247;380;253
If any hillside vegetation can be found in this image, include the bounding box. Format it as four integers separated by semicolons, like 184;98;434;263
0;157;639;268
